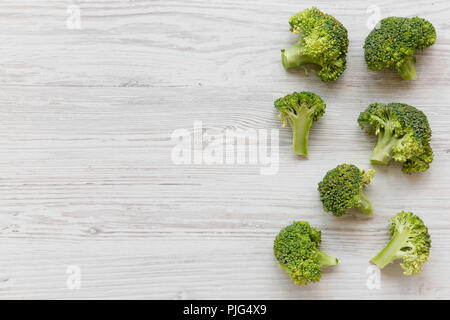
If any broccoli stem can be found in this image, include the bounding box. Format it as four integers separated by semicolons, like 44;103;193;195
370;126;400;165
281;41;313;69
317;250;338;267
370;229;409;269
291;107;313;156
356;192;373;216
396;56;417;80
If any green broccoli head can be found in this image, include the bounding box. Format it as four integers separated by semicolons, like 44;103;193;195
273;221;338;286
274;91;326;156
364;17;436;80
358;103;433;174
371;211;431;275
281;7;349;82
318;164;375;217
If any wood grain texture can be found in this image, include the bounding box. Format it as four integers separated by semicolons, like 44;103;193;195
0;0;449;299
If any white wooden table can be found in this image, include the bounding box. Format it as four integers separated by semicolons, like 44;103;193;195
0;0;449;299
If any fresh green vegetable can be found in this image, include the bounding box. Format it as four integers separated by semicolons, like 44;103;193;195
364;17;436;80
358;103;433;173
281;7;349;82
274;221;338;286
371;211;431;275
318;164;375;216
274;91;326;156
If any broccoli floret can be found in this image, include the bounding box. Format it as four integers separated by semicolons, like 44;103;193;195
371;211;431;275
318;164;375;216
364;17;436;80
274;91;326;156
281;7;349;82
273;221;338;286
358;103;433;174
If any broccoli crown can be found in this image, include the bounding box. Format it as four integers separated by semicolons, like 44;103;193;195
273;221;338;286
364;17;436;79
274;91;326;123
371;211;431;275
274;91;326;156
282;7;349;81
358;103;433;173
318;164;375;217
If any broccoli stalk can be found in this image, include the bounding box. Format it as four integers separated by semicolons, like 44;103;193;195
282;249;337;271
285;106;314;156
370;211;431;275
357;192;373;216
281;40;313;70
396;56;417;80
317;250;339;267
371;227;412;269
275;91;326;156
370;122;401;165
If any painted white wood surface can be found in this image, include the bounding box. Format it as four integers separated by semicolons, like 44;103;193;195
0;0;449;299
